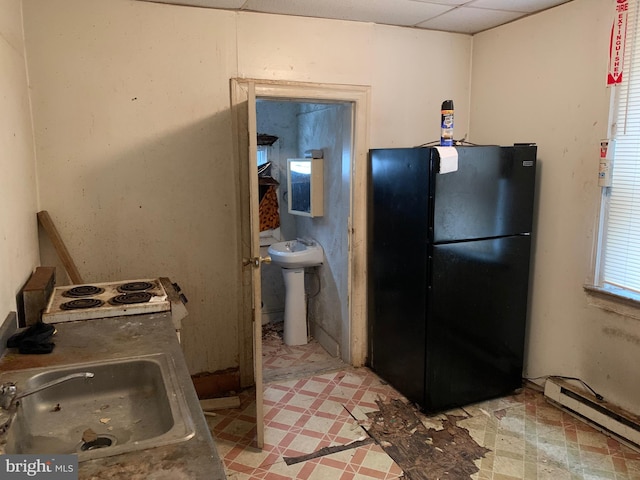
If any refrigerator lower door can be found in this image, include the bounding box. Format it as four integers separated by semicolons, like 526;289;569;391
425;235;531;412
368;256;427;405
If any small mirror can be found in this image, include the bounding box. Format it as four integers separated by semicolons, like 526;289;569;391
287;158;324;217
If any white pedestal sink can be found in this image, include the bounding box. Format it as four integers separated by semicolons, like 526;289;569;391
268;239;323;346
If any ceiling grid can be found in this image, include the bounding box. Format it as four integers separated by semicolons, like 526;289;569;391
139;0;572;34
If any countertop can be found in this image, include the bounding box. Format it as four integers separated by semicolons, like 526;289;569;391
0;313;227;479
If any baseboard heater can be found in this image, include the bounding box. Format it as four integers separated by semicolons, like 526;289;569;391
544;378;640;451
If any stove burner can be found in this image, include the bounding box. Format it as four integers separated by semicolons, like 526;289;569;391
117;281;154;293
62;285;105;298
109;292;152;305
60;298;104;310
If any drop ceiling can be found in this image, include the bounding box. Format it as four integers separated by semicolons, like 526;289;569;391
139;0;572;34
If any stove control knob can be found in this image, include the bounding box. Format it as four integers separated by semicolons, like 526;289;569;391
179;293;188;304
172;282;182;293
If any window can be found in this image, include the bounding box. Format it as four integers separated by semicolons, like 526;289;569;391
597;0;640;300
257;145;269;166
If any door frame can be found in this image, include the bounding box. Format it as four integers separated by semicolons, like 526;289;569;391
231;78;371;381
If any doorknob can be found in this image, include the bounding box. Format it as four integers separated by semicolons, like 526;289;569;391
242;256;272;268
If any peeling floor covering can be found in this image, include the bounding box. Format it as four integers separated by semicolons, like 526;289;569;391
208;331;640;479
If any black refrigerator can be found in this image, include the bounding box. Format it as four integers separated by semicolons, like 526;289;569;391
368;144;536;413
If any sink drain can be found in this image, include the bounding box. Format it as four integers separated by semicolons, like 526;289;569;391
77;434;117;452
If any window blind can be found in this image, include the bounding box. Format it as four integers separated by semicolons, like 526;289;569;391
603;0;640;294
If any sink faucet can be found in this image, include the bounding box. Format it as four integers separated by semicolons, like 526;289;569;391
296;237;315;246
0;372;94;410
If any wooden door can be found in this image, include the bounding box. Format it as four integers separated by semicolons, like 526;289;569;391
230;79;264;448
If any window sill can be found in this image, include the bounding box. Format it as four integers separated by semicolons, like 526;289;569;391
584;285;640;320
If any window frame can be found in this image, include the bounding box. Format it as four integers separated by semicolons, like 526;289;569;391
590;0;640;307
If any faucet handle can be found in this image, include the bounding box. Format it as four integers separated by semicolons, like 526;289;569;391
0;382;17;410
296;237;315;246
1;383;17;395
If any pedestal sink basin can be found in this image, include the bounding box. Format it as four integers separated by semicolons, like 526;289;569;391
267;239;323;346
268;239;324;269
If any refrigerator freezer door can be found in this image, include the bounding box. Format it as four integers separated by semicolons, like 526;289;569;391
424;235;532;413
432;146;536;243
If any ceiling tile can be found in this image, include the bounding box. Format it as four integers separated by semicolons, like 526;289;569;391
242;0;452;27
416;6;523;33
136;0;573;34
410;0;470;5
467;0;570;13
139;0;247;8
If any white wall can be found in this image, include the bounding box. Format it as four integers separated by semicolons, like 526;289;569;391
0;0;40;325
23;0;240;374
22;0;472;374
471;0;640;414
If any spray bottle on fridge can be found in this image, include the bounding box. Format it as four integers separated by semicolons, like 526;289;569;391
440;100;454;146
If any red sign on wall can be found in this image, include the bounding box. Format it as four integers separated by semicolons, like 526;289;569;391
608;0;629;85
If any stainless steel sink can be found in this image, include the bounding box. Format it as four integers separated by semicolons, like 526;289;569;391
0;354;195;461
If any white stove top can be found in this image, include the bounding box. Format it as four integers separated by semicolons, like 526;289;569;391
43;279;171;324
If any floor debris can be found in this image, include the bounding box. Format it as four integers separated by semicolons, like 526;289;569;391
262;322;283;341
283;437;375;465
365;398;490;480
82;428;97;443
200;396;241;411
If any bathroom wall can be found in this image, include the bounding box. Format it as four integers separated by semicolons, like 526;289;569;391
0;0;40;325
296;103;353;358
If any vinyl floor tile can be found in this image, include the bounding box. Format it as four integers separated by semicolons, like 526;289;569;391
210;330;640;480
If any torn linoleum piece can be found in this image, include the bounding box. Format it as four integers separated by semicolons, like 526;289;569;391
365;398;489;480
283;437;374;465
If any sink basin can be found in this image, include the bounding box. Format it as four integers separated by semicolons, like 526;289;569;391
268;239;324;269
0;354;194;461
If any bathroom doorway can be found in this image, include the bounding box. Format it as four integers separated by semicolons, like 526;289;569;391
231;79;370;448
256;99;353;372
